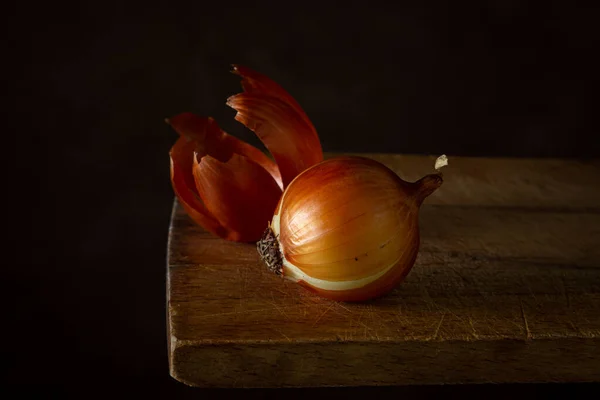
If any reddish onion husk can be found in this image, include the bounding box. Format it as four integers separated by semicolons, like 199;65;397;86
167;66;323;242
257;156;445;302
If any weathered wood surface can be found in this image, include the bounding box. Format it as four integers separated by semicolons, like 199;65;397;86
167;153;600;387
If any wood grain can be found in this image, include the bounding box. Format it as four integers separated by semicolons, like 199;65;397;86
167;153;600;387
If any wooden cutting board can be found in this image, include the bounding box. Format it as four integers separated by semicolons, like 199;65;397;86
167;153;600;388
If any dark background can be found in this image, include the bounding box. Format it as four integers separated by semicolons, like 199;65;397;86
8;0;599;397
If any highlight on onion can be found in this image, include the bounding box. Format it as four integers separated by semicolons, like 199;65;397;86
257;155;447;302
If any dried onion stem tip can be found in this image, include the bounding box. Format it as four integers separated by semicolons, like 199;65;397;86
434;154;448;171
414;154;448;202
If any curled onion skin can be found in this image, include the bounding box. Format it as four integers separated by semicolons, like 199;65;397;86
258;156;443;302
167;66;323;242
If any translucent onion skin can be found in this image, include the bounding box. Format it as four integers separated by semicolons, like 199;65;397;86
258;156;443;302
167;65;323;242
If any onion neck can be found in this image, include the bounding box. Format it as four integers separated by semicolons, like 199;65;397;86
413;173;443;205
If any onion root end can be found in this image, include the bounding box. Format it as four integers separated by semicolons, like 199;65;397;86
257;224;283;276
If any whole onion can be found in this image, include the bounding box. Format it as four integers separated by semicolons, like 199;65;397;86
258;155;446;301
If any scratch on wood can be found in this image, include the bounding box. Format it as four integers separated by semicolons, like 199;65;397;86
421;287;441;312
448;264;472;285
275;328;292;342
312;302;335;327
489;325;503;339
362;310;380;338
395;313;408;325
273;287;287;294
334;302;352;313
468;317;480;339
356;320;370;332
527;286;539;305
569;320;583;335
269;301;290;320
365;305;376;330
506;317;527;330
326;304;354;320
520;300;532;340
432;314;446;341
354;307;366;328
270;293;290;320
445;308;461;322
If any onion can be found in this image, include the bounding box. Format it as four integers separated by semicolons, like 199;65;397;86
257;155;446;302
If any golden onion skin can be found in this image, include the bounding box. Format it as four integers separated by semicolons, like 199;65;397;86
263;156;442;302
